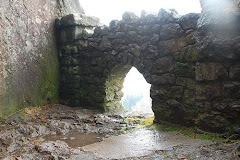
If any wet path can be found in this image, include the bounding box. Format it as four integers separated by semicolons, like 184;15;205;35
82;128;211;159
0;105;239;160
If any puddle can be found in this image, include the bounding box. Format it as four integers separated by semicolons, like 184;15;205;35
82;128;211;159
44;132;103;148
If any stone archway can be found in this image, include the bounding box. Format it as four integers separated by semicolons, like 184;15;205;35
59;8;199;125
58;7;240;134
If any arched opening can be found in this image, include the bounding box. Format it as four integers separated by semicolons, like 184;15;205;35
104;65;153;117
121;67;153;115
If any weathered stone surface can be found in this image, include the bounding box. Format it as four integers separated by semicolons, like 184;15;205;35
61;26;84;42
214;99;240;118
60;14;99;27
174;45;199;62
152;74;176;85
183;89;195;105
122;12;139;22
152;56;174;74
196;113;229;133
158;8;179;22
153;99;188;125
158;36;188;55
0;0;68;117
178;13;200;30
174;62;195;78
176;77;196;90
196;83;222;100
150;85;170;100
169;86;184;99
159;23;184;40
198;0;240;30
99;36;111;50
195;63;228;81
229;63;240;80
222;81;240;99
197;32;240;60
58;0;85;16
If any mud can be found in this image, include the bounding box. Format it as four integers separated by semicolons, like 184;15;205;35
0;104;239;160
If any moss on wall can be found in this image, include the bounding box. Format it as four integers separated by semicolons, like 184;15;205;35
0;0;61;117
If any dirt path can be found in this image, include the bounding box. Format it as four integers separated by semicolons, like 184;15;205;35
0;105;239;160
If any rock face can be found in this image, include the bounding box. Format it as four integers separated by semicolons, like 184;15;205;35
58;3;240;135
0;0;84;117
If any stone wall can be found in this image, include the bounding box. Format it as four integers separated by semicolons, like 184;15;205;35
0;0;84;117
58;2;240;135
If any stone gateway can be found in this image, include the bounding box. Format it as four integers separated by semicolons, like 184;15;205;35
58;1;240;135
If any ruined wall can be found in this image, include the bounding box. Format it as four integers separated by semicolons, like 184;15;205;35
58;3;240;134
0;0;84;117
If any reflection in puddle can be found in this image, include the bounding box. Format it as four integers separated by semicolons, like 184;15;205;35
44;133;103;148
82;128;209;159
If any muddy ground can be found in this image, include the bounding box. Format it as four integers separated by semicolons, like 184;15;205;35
0;105;239;160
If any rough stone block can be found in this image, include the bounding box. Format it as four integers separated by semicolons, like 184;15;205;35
150;85;170;100
196;83;222;100
152;56;174;74
169;86;184;99
158;8;179;22
60;14;99;27
152;99;189;125
174;45;199;62
61;26;84;42
183;89;195;105
60;56;79;66
122;12;139;22
195;62;228;81
213;99;240;118
159;23;184;40
222;81;240;98
61;66;81;75
176;77;196;90
152;73;176;84
158;36;188;55
197;0;240;30
229;63;240;80
178;13;200;30
174;62;195;78
99;36;111;50
198;32;240;60
196;113;229;133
